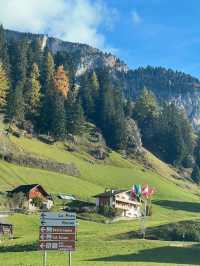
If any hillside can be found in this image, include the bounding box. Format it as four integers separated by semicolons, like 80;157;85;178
0;120;200;265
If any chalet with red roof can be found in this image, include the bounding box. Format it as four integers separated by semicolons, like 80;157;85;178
9;184;53;211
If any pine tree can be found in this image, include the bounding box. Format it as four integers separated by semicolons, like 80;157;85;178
25;63;41;118
151;103;193;165
9;38;28;88
79;73;95;120
0;62;9;108
40;47;51;91
133;88;159;150
54;65;69;97
27;38;43;73
65;86;84;134
52;91;66;139
89;71;99;92
191;165;200;184
39;52;55;133
133;88;159;125
0;25;10;75
88;71;99;121
124;98;133;117
97;70;126;150
10;82;25;123
110;89;126;149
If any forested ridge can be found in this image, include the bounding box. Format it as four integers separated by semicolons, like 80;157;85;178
1;25;200;183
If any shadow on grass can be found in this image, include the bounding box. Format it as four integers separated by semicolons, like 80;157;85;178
0;242;38;252
154;200;200;212
89;245;200;265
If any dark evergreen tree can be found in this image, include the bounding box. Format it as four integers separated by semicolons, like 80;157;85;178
65;85;84;135
79;73;95;121
191;165;200;184
133;88;159;150
40;45;51;90
8;82;25;123
51;91;66;139
194;134;200;167
27;38;43;73
97;69;126;149
110;89;126;149
39;52;55;133
0;62;9;109
88;71;99;121
24;63;41;120
8;38;28;88
124;98;133;117
0;25;10;75
151;103;193;165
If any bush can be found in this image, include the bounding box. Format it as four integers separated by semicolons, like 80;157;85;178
168;224;200;242
32;197;44;209
98;205;122;218
191;165;200;184
145;220;200;242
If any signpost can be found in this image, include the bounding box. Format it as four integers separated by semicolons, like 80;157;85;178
39;212;76;266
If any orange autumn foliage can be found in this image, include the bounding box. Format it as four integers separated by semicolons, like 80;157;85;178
54;65;69;97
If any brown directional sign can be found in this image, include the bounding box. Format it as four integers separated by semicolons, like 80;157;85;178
39;212;76;252
39;241;75;251
40;233;76;241
40;226;75;234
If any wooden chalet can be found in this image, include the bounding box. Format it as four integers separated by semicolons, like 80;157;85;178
9;184;53;211
94;189;141;218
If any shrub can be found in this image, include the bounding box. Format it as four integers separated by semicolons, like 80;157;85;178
32;197;44;209
98;205;122;217
147;221;200;242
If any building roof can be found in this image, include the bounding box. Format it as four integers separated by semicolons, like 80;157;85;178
0;223;13;226
94;189;127;198
10;184;50;197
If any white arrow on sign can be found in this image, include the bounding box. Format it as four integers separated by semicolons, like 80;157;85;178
41;219;76;227
41;212;76;220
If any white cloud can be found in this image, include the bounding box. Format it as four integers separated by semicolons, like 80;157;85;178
131;10;141;25
0;0;116;51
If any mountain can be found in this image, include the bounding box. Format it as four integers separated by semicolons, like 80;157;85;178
4;29;200;130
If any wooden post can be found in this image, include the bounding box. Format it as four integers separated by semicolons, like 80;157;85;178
143;200;147;239
43;251;47;266
69;251;71;266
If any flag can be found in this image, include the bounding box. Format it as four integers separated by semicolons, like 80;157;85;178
142;184;149;198
131;184;142;201
142;184;155;198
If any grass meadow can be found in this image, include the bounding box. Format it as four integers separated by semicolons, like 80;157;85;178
0;134;200;265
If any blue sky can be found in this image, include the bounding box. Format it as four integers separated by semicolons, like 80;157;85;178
101;0;200;78
0;0;200;77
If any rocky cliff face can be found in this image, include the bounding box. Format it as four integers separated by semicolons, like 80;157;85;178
169;92;200;130
5;29;200;130
47;37;129;76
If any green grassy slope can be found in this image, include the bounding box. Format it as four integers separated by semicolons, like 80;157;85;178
1;135;198;202
0;133;200;265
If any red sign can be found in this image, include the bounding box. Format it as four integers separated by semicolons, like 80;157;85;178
39;226;76;251
40;233;75;241
39;241;75;251
40;226;75;234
